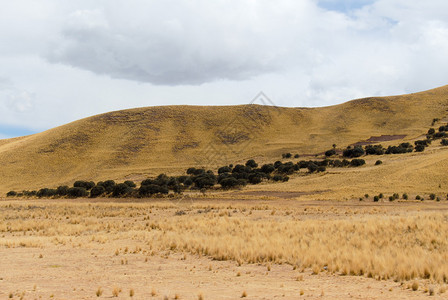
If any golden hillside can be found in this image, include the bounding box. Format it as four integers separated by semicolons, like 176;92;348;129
1;85;448;193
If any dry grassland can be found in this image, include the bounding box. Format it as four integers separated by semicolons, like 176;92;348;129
1;198;448;299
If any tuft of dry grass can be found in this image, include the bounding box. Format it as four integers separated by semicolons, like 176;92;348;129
411;281;419;291
151;287;157;296
96;287;103;297
241;291;247;298
112;287;121;297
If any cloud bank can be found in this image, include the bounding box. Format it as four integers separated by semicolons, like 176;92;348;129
0;0;447;137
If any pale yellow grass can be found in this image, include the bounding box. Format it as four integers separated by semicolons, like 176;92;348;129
2;200;448;284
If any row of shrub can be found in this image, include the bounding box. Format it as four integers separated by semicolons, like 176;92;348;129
6;155;369;198
360;192;445;202
321;122;448;160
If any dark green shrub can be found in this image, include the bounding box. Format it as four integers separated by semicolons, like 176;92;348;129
393;193;399;200
56;186;69;196
67;187;88;198
98;180;116;193
415;144;425;152
260;164;275;174
248;173;263;184
177;175;189;184
416;195;421;200
90;185;105;198
364;194;369;199
350;159;365;167
124;181;136;188
6;191;17;197
389;196;394;201
155;174;169;186
272;175;284;182
429;193;436;200
192;173;216;189
74;181;95;190
183;177;193;187
167;177;179;188
385;144;412;154
441;139;448;146
375;160;382;165
415;139;430;146
294;154;300;158
218;166;232;174
373;196;379;202
278;162;295;174
379;193;384;198
403;193;408;200
428;128;435;135
343;146;365;158
112;183;133;197
307;163;318;173
37;188;57;198
317;166;326;172
138;184;168;196
433;132;447;138
325;149;336;157
186;167;197;175
282;153;292;159
332;160;343;167
365;145;385;155
245;159;258;168
220;177;240;189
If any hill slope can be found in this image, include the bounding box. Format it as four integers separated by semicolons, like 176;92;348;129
1;85;448;193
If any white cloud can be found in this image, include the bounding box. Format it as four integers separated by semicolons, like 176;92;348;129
0;0;447;136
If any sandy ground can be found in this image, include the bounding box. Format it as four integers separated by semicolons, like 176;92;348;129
2;246;446;300
1;198;448;299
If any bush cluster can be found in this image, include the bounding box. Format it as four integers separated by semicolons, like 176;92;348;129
343;146;365;158
7;154;370;198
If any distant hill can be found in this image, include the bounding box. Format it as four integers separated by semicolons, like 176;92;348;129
1;85;448;193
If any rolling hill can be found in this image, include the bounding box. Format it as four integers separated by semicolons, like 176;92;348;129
1;85;448;194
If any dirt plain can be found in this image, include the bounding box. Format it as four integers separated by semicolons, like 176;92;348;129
2;197;448;300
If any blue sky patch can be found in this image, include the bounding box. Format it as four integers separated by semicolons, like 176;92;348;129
317;0;375;13
0;125;36;139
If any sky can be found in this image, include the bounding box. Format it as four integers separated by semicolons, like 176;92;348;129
1;0;448;138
